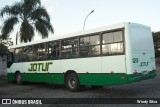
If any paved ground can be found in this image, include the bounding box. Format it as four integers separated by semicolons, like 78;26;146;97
0;67;160;107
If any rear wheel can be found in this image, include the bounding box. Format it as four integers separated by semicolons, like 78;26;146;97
66;73;80;92
15;72;23;85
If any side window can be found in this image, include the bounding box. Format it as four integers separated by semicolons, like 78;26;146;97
114;31;123;42
38;43;46;60
102;32;113;43
46;41;60;59
15;48;23;62
80;34;100;56
102;31;123;55
33;43;46;61
61;38;78;58
89;35;100;56
33;44;39;60
16;46;33;62
80;36;89;56
15;46;34;62
27;46;34;61
22;47;29;61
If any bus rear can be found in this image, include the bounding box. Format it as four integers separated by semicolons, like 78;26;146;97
126;23;156;82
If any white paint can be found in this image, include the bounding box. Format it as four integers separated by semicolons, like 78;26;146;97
8;22;155;75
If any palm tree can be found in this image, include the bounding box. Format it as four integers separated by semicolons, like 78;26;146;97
0;0;54;43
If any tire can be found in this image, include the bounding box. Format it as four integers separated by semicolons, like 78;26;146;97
15;72;23;85
66;73;80;92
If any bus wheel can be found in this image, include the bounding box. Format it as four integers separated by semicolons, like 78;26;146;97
66;73;80;92
16;72;23;85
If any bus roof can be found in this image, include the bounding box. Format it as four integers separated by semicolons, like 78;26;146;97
8;22;149;49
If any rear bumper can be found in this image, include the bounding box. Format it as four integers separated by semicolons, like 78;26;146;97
128;71;156;83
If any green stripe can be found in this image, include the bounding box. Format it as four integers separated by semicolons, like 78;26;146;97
7;71;156;86
7;73;64;84
78;71;156;86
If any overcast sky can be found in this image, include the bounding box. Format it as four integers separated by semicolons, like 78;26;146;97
0;0;160;44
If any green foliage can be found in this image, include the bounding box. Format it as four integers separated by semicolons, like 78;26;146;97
0;43;8;53
0;37;13;53
152;31;160;57
0;0;54;43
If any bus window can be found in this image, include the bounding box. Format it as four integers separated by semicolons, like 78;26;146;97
80;36;90;56
33;44;39;60
102;32;113;43
15;48;23;62
33;43;46;61
80;35;100;56
102;31;123;55
61;38;78;58
114;31;123;42
46;41;60;59
38;43;46;60
22;47;29;61
27;46;33;61
89;35;100;56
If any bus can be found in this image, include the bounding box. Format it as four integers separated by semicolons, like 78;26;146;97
7;22;156;91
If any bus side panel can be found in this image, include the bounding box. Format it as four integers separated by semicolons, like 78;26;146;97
61;57;102;85
7;63;23;81
61;57;101;74
101;55;126;73
20;60;63;83
79;55;127;86
61;56;128;86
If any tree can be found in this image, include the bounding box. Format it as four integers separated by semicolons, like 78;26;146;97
0;0;54;43
152;31;160;57
0;37;13;53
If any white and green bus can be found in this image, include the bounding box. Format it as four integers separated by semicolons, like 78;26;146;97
7;22;156;91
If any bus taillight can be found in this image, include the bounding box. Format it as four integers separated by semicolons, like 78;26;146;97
133;70;138;76
152;67;156;73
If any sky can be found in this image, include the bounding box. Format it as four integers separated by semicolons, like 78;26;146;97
0;0;160;44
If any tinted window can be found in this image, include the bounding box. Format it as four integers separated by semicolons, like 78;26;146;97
15;48;23;62
61;38;78;58
27;46;34;61
46;41;60;59
33;44;46;61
